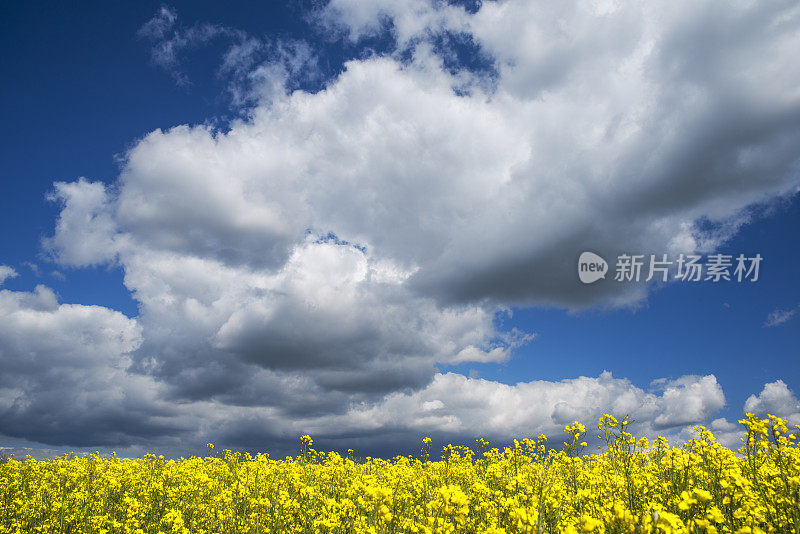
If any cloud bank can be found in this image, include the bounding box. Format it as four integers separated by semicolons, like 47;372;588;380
3;0;800;454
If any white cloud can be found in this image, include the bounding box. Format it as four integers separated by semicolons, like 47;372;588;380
296;372;726;448
707;417;742;450
764;307;797;327
137;5;178;41
0;266;17;286
72;232;523;417
22;262;39;276
139;7;319;97
163;371;730;456
319;0;470;45
651;375;726;428
138;6;233;86
43;179;121;267
744;380;800;425
451;329;536;364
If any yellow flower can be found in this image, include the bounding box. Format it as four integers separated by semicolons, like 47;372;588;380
1;414;796;534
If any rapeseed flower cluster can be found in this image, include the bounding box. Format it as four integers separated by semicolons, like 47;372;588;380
1;414;798;533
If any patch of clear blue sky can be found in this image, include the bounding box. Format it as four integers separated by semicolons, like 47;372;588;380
1;1;798;414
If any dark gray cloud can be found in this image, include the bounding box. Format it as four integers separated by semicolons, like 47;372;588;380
0;285;187;447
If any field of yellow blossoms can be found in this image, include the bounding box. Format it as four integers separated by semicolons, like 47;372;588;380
1;414;798;534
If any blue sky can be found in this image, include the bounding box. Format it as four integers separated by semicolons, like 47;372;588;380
1;0;799;457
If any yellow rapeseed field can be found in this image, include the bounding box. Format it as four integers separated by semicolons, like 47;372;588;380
1;414;798;534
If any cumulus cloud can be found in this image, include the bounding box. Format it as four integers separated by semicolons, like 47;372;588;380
43;179;120;267
0;279;731;454
120;1;800;309
180;371;733;455
0;285;170;446
11;0;800;452
706;418;743;450
335;372;724;441
0;280;732;455
650;375;726;429
744;380;800;425
699;381;800;450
